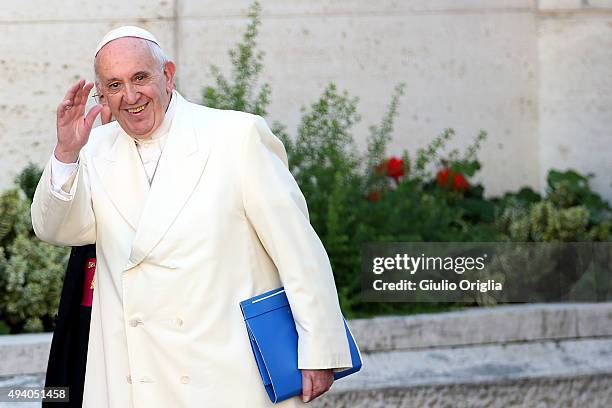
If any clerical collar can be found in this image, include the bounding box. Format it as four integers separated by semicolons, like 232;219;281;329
133;90;177;146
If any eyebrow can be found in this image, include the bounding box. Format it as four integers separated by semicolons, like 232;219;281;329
104;77;121;84
132;71;150;78
104;71;151;84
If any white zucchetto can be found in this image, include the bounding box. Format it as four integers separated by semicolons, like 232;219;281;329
95;26;160;56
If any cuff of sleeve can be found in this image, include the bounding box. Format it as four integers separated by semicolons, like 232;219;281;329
50;153;79;196
297;332;353;370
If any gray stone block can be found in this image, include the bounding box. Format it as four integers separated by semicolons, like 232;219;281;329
348;303;612;352
0;334;51;376
314;337;612;407
313;375;612;408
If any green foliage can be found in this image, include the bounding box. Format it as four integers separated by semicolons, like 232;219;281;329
497;170;610;242
500;201;584;242
0;235;68;333
14;162;43;201
439;130;487;178
285;84;362;233
199;1;611;317
495;187;542;209
0;319;9;334
0;188;32;249
282;85;506;315
0;165;70;333
366;83;406;176
546;169;611;224
411;129;453;180
202;1;271;117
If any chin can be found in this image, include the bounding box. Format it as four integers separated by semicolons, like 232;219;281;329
123;123;155;138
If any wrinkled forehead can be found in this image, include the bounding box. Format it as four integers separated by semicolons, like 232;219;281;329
95;38;158;80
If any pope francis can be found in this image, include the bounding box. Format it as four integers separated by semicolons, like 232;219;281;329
31;26;352;408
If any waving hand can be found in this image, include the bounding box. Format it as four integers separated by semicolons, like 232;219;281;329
55;79;103;163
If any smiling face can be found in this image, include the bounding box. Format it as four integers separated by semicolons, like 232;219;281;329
95;37;175;139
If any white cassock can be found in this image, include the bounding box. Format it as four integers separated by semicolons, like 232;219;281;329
32;91;352;408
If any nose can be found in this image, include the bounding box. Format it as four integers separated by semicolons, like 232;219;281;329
123;83;139;105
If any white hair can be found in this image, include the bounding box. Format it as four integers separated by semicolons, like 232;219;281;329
145;40;169;70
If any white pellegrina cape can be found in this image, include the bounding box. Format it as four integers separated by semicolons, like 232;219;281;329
32;92;351;408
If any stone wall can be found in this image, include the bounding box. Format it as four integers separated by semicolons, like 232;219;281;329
0;0;610;201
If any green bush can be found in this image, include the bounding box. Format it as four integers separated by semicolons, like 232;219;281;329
201;1;611;316
14;162;43;202
0;234;68;332
497;170;610;242
0;169;69;333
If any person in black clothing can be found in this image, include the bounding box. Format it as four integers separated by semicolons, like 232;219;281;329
43;245;95;408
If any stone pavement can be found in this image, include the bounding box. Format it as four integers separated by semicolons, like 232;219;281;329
313;337;612;407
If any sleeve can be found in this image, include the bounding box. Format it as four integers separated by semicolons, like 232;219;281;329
241;115;352;370
50;153;79;196
31;150;96;246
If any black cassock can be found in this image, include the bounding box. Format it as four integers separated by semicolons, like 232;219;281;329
43;245;95;408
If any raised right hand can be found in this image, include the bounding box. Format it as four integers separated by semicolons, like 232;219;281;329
55;79;103;163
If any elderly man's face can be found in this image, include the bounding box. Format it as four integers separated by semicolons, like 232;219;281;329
95;38;175;139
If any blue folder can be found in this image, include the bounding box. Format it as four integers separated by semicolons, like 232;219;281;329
239;287;362;403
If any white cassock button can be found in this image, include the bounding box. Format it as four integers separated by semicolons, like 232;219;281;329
129;318;142;327
176;317;183;327
180;375;190;384
126;375;132;384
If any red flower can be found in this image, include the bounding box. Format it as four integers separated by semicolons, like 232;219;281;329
436;167;469;192
386;157;404;181
452;172;469;191
436;167;451;187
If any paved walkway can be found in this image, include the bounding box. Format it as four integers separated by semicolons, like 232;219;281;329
313;337;612;407
3;338;612;407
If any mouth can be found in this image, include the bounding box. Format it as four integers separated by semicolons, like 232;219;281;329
124;102;149;116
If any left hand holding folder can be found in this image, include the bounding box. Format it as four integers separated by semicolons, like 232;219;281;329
301;369;334;403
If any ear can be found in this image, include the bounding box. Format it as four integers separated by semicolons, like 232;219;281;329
163;61;176;94
101;105;113;125
94;82;108;106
